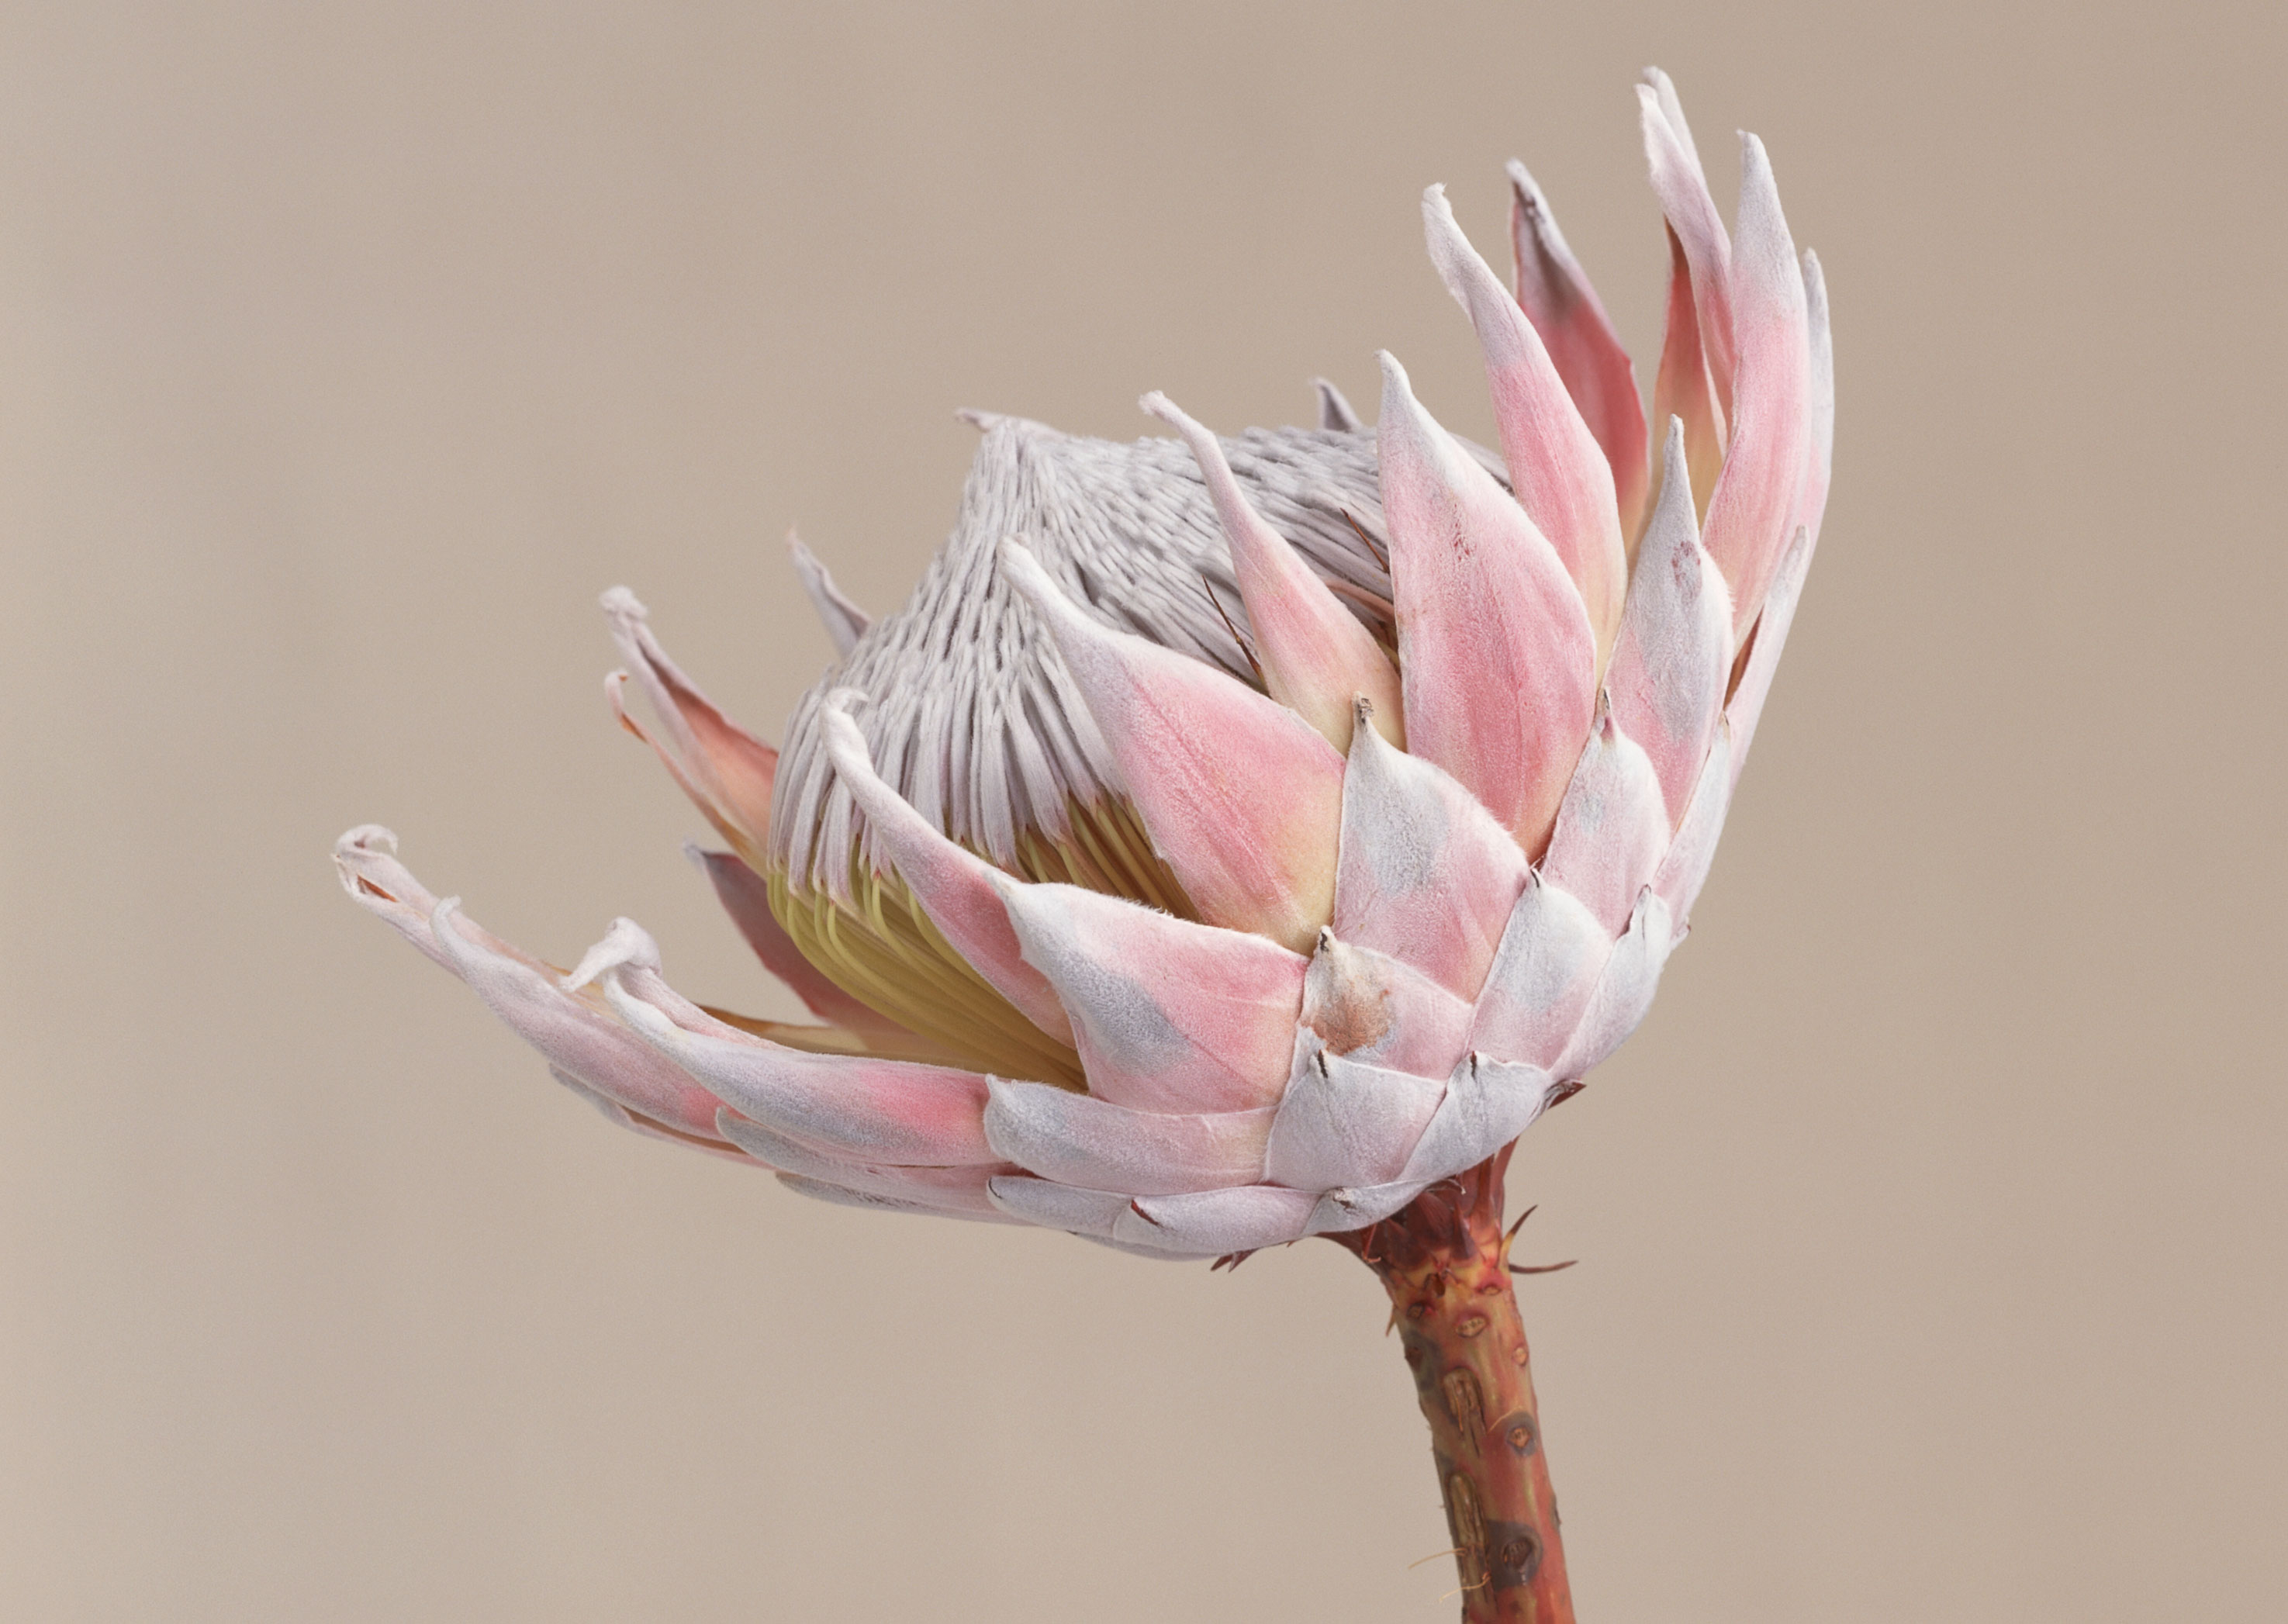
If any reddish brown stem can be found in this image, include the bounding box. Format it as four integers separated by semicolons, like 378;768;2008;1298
1330;1148;1575;1624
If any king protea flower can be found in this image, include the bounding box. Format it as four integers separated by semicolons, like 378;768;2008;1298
337;69;1829;1622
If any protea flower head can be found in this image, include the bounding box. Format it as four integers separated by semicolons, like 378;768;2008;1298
337;68;1828;1618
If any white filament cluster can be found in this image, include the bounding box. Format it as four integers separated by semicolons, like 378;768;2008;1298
769;416;1408;893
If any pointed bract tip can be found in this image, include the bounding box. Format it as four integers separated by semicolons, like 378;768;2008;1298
997;538;1060;609
563;916;663;992
1139;390;1209;447
954;408;1003;432
1309;378;1362;431
335;824;399;860
599;585;647;620
1374;351;1440;445
818;696;870;762
1142;393;1249;499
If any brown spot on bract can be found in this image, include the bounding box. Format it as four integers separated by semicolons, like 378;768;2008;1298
1299;935;1396;1056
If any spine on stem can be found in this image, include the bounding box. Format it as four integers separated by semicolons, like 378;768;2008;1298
1334;1149;1575;1624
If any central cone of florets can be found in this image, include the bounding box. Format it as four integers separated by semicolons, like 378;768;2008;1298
765;409;1506;1078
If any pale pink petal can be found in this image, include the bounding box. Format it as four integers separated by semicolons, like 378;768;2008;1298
1374;351;1598;858
1540;708;1671;937
1000;540;1344;953
1466;872;1615;1070
990;1177;1317;1259
993;878;1305;1113
775;1170;1018;1225
1300;931;1475;1079
1797;249;1835;553
1332;705;1529;999
1116;1185;1319;1256
1424;185;1628;671
1643;66;1709;188
1305;1180;1433;1235
983;1080;1274;1196
1698;134;1810;640
334;828;738;1142
1716;255;1828;791
1553;890;1676;1081
786;534;871;658
1725;523;1813;790
1142;391;1402;752
684;842;911;1038
717;1115;1011;1219
1399;1055;1556;1183
1312;377;1363;432
1650;223;1730;527
1651;720;1734;936
1607;417;1736;825
1506;160;1650;539
600;956;1000;1165
1263;1035;1447;1192
819;700;1075;1045
532;1067;751;1163
335;824;498;973
984;1175;1130;1240
430;902;734;1139
1637;71;1734;410
600;588;779;864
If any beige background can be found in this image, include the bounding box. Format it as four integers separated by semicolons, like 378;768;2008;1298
2;2;2281;1619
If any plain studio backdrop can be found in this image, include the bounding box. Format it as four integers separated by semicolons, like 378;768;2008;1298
2;3;2281;1620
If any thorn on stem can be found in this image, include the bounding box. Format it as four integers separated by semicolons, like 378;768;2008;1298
1503;1204;1539;1245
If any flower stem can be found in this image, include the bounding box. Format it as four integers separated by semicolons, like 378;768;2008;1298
1332;1149;1575;1624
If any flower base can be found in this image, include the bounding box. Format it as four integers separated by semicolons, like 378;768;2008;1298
1330;1148;1575;1624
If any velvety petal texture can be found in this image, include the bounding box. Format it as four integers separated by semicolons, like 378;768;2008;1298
1507;160;1649;541
1377;350;1596;859
337;70;1827;1262
999;538;1344;955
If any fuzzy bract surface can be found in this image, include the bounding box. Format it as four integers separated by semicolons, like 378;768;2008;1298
338;70;1831;1261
